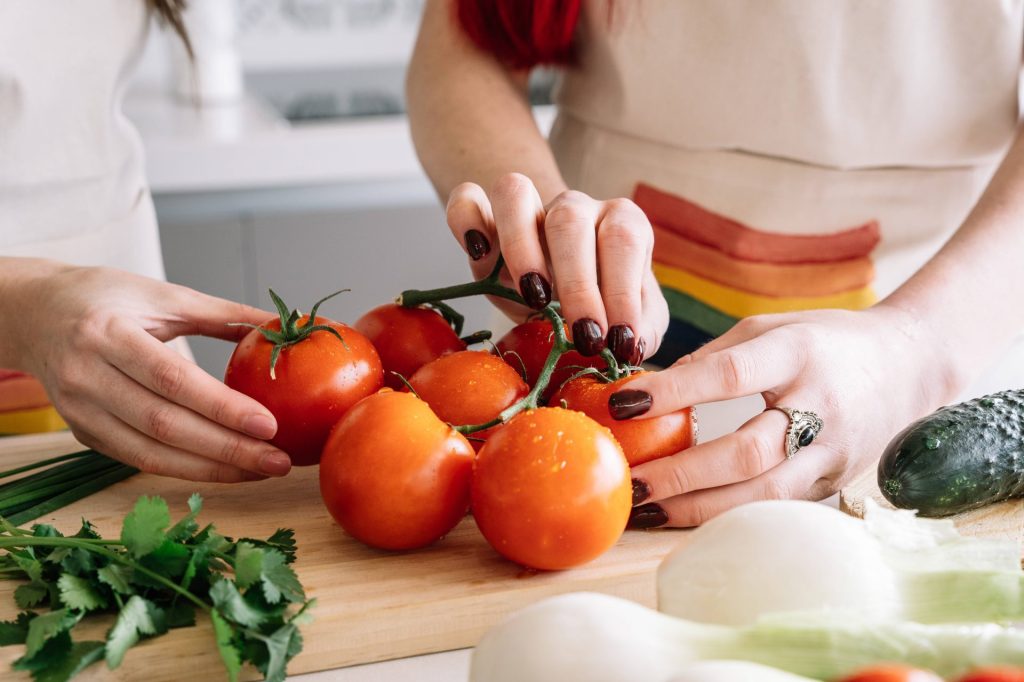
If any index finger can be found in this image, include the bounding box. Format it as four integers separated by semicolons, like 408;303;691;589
102;319;279;440
611;329;804;419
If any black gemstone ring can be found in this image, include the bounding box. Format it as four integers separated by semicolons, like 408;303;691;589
768;407;824;459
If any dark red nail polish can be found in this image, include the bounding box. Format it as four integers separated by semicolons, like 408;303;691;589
464;229;490;261
631;337;647;366
607;324;636;364
571;318;605;356
628;503;668;529
519;272;552;310
609;389;652;420
631;478;651;506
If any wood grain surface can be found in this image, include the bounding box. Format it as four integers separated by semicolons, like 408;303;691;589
840;463;1024;561
0;433;692;681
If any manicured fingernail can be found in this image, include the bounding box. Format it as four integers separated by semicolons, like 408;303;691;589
631;337;646;366
260;452;292;476
609;389;652;420
607;324;636;364
628;503;668;529
632;478;651;506
519;272;552;310
464;229;490;261
571;318;606;356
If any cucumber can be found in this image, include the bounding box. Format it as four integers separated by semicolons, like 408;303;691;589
877;389;1024;517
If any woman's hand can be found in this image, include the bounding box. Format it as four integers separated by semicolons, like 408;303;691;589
3;262;293;483
616;305;964;528
445;173;670;364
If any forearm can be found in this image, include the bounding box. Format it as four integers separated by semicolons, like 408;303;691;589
0;257;67;370
406;0;567;203
883;124;1024;391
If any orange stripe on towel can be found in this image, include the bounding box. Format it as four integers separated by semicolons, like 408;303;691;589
652;225;875;298
0;374;51;412
635;183;880;264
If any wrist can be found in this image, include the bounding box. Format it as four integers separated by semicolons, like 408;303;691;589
0;258;72;370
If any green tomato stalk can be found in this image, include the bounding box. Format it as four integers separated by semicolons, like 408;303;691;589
398;257;626;435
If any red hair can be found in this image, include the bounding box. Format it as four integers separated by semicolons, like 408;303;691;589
456;0;583;69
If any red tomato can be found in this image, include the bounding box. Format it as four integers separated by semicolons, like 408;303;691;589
472;407;631;570
319;390;475;550
958;669;1024;682
494;320;607;400
551;372;697;466
225;316;383;466
407;350;529;450
354;304;466;389
838;665;944;682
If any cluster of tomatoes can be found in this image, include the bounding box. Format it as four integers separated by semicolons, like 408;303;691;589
223;293;695;571
840;665;1024;682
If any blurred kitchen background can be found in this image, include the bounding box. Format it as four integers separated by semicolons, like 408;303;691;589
129;0;556;374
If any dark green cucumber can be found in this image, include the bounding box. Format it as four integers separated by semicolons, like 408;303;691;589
878;389;1024;517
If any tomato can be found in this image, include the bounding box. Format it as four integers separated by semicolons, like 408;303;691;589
354;304;466;389
407;350;529;450
838;665;944;682
225;316;383;466
319;390;474;550
957;669;1024;682
472;407;631;570
551;372;696;466
494;320;606;400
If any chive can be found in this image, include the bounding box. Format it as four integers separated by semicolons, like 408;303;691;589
0;462;124;511
7;465;138;526
0;456;121;499
0;450;94;480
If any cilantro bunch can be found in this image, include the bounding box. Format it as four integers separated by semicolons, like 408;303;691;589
0;494;313;681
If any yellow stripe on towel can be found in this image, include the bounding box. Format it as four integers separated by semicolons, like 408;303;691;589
653;263;876;318
0;406;67;435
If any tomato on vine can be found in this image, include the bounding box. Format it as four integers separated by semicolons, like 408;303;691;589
471;407;632;570
407;350;529;450
354;303;466;389
225;290;383;466
551;371;696;466
320;390;475;550
494;320;606;400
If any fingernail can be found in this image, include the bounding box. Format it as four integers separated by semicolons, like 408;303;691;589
519;272;552;310
464;229;490;261
631;337;646;366
609;389;652;420
243;414;277;439
260;452;292;477
571;318;606;356
628;503;668;529
607;324;636;364
632;478;651;506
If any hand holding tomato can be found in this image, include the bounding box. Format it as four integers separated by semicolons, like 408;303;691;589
0;260;293;482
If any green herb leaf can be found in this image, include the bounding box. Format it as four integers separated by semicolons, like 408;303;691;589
13;629;72;674
211;609;241;682
260;550;305;604
234;542;264;589
105;596;167;669
15;584;49;609
249;622;301;682
209;580;268;628
14;555;43;582
239;528;297;564
57;575;107;612
120;496;170;558
167;493;203;542
165;602;196;629
23;609;79;659
0;611;36;645
32;640;105;682
96;564;132;595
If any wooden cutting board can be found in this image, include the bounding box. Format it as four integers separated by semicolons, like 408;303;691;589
0;433;692;681
840;464;1024;561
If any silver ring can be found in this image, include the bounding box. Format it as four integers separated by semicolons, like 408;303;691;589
769;406;824;459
